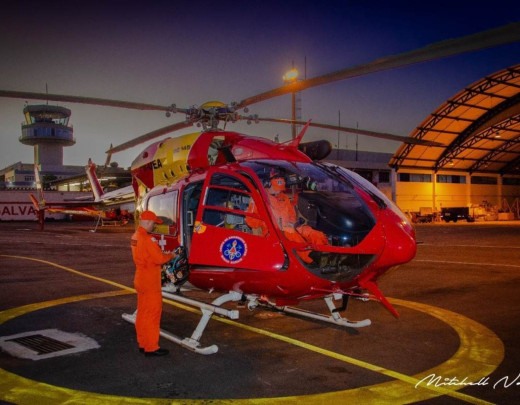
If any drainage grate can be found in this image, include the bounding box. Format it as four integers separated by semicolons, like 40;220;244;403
0;329;100;360
7;334;75;355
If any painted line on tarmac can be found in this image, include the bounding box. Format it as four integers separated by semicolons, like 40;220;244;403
0;239;128;248
0;254;135;292
420;243;520;249
0;255;504;404
0;290;133;325
415;259;520;269
213;299;503;404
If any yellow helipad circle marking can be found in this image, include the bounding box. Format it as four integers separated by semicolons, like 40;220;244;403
0;255;504;404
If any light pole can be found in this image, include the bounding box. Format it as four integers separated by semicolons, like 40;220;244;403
283;67;299;139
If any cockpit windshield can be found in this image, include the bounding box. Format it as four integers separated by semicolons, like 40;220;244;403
241;160;376;248
320;163;412;227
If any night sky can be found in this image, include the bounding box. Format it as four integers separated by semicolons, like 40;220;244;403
1;0;519;169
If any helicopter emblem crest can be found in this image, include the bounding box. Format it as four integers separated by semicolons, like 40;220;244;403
220;236;247;264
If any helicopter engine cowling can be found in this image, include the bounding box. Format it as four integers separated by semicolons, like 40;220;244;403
298;140;332;161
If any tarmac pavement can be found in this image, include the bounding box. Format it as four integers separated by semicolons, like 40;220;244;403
0;220;519;404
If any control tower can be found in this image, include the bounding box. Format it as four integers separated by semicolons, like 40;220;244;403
19;104;75;169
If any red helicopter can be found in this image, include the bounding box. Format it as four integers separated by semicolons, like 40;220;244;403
118;121;417;353
1;23;518;354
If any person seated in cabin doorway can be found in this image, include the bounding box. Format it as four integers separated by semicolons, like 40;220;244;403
247;176;328;263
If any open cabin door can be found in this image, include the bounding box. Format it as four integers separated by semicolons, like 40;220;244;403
181;180;203;254
188;167;286;272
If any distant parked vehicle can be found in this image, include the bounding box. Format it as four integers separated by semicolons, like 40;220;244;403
414;207;434;223
440;207;475;223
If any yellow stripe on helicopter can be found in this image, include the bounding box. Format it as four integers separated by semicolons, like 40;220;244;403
150;132;201;186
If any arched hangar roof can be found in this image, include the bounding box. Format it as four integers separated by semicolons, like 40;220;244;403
390;64;520;176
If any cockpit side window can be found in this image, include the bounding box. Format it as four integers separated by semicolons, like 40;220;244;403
146;190;178;235
202;172;266;235
210;173;250;191
242;160;376;247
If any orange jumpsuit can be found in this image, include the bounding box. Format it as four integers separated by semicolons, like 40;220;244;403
131;226;173;352
248;191;327;263
245;200;268;236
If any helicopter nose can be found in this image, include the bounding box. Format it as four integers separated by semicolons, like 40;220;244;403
380;210;417;266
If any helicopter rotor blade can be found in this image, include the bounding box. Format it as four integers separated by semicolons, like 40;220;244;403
237;22;520;109
0;90;176;112
106;121;193;154
256;117;444;147
1;23;516;156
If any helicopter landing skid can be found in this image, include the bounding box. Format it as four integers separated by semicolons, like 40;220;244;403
122;291;242;355
278;294;371;328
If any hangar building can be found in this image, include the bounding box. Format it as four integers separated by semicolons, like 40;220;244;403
388;64;520;220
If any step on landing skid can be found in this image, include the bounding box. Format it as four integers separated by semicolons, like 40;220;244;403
279;294;371;328
122;290;242;355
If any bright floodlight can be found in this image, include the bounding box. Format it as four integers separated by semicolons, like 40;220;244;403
283;68;299;83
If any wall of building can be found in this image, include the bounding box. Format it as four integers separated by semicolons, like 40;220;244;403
0;190;90;221
394;170;520;216
330;151;520;217
470;183;499;206
435;182;469;208
503;183;520;201
394;169;434;212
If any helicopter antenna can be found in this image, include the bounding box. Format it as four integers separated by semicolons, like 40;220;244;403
356;122;359;161
105;145;113;167
287;120;312;147
337;110;341;159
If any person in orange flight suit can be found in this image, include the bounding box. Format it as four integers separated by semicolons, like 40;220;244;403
131;210;175;357
247;176;328;263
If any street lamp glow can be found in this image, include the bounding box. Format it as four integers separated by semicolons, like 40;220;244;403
283;68;299;83
282;67;299;139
